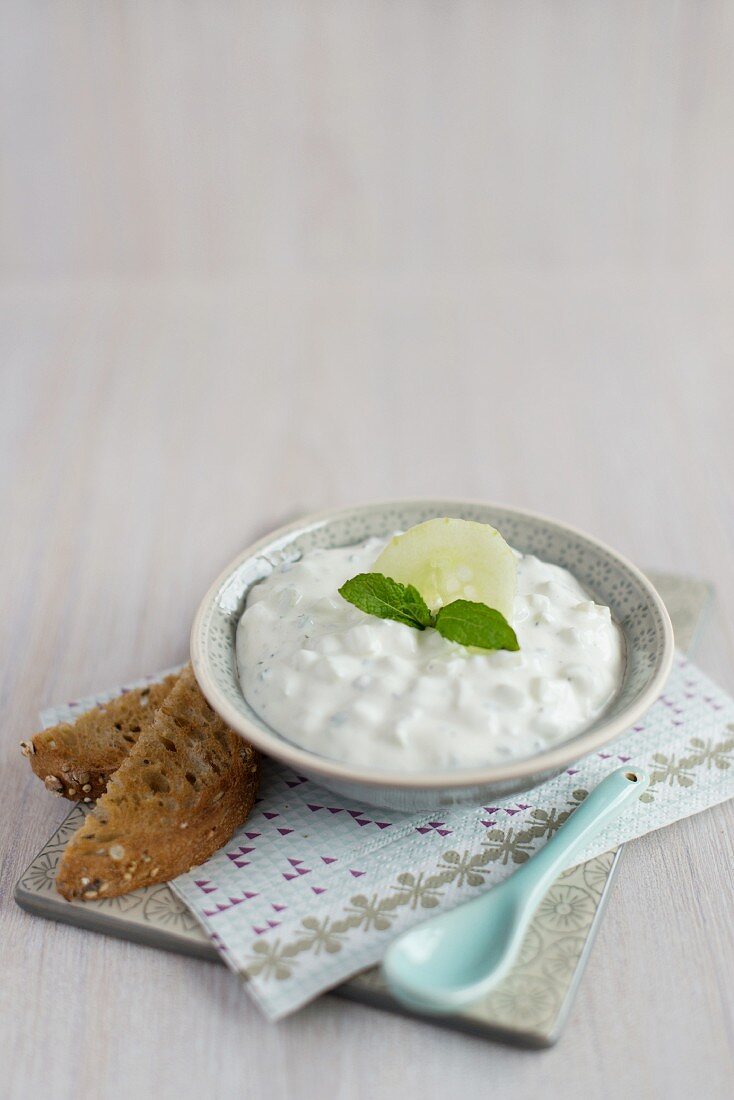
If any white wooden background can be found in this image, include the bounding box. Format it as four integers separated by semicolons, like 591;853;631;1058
2;3;733;1098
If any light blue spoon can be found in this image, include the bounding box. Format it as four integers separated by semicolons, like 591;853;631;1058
382;766;649;1014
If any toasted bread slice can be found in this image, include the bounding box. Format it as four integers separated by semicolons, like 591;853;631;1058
22;673;181;801
56;666;260;900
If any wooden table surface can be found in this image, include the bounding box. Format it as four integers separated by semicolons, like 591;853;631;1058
2;4;733;1098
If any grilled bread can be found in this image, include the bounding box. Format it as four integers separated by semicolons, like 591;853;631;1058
56;666;260;900
22;673;181;801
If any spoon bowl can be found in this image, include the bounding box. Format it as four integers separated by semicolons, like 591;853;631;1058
385;885;526;1011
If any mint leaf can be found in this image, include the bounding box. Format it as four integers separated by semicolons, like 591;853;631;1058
434;599;519;651
338;573;434;630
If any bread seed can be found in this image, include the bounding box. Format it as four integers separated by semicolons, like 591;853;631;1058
44;775;63;793
82;784;92;792
67;788;76;797
109;844;125;861
20;740;35;757
81;877;90;886
48;739;57;749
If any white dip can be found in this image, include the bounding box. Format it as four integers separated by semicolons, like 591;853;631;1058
237;536;625;772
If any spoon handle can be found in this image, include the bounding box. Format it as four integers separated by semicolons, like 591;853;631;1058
508;767;649;903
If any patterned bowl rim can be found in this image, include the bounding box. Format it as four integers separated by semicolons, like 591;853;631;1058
191;499;674;791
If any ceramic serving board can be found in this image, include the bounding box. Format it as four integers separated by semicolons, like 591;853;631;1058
15;572;712;1047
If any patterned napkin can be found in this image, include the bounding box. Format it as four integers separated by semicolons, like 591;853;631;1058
165;653;732;1018
41;653;734;1020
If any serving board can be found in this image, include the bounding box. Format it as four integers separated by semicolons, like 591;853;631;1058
15;572;712;1047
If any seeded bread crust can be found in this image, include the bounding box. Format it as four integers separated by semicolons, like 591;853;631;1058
22;674;181;801
56;665;260;901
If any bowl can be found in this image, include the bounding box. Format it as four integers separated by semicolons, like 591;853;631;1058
191;500;674;811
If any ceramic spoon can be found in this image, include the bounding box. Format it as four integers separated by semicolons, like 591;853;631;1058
382;766;649;1013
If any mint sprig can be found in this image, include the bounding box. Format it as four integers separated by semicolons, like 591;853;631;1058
338;573;519;651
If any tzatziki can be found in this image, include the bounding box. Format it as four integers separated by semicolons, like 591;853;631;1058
236;535;624;772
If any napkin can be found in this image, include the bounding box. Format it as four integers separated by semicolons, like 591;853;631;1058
41;654;734;1020
164;653;733;1018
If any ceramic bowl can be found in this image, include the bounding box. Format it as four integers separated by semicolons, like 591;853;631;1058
191;500;674;811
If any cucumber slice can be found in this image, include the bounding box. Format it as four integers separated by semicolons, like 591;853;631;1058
373;518;517;620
